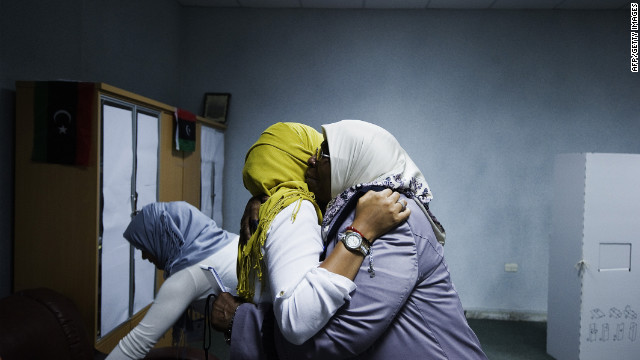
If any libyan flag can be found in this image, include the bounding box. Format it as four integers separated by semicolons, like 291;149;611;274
32;81;96;166
175;108;196;152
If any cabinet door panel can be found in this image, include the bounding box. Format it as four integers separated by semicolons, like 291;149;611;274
136;111;159;208
133;110;158;313
200;126;225;225
101;103;134;336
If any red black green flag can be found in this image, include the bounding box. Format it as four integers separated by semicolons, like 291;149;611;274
32;81;95;166
175;108;196;152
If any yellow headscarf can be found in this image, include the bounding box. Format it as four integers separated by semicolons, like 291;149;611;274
238;122;324;301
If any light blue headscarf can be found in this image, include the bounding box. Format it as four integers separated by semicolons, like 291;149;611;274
123;201;234;278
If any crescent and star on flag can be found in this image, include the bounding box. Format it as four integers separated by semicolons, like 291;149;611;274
53;109;72;135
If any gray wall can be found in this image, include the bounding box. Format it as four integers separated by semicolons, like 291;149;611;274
178;9;640;315
1;1;639;319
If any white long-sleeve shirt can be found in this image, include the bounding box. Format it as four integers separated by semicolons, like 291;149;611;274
106;236;239;360
257;200;356;345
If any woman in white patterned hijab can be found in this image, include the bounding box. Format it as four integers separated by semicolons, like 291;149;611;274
286;120;488;360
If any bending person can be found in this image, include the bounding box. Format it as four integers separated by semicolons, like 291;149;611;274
106;201;239;359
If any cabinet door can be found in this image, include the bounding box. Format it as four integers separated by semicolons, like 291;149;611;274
100;99;158;337
132;110;158;314
200;125;225;225
101;101;135;336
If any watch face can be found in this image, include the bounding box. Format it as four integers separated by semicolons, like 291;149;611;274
344;233;362;249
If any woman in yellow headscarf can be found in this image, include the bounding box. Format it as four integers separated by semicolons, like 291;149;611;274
231;122;408;346
238;122;324;301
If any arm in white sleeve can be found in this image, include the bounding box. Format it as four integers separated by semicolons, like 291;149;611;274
105;265;207;359
264;200;356;345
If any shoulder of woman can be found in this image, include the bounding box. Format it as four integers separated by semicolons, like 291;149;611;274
268;199;320;236
274;199;317;220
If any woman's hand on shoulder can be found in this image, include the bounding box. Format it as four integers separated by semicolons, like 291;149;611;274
351;189;410;242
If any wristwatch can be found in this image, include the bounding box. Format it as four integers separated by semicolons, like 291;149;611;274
339;231;370;256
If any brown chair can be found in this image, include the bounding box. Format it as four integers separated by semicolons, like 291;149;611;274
0;288;94;360
0;288;214;360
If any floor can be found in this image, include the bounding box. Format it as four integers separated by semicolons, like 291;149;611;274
97;319;556;359
468;319;556;360
201;318;557;360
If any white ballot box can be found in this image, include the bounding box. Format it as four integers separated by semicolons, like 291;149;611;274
547;153;640;360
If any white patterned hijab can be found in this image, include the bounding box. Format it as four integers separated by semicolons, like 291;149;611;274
321;119;433;204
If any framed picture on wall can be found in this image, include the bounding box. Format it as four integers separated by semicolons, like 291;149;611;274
203;93;231;124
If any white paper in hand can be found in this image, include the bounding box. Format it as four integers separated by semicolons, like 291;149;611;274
200;265;227;295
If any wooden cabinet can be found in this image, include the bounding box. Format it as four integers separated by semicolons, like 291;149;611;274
13;81;225;353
